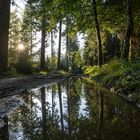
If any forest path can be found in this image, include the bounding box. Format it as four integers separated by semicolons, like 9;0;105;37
0;74;70;98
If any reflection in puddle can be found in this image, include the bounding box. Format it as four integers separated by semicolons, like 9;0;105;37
0;78;140;140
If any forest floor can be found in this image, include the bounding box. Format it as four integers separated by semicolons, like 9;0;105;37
0;74;71;98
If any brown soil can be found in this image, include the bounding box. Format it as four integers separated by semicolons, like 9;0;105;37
0;74;69;98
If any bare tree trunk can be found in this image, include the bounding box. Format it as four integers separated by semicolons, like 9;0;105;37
29;4;33;56
91;0;103;67
66;17;69;72
124;0;134;60
40;0;46;70
57;20;62;70
40;28;46;70
0;0;11;72
30;17;33;55
129;32;137;59
51;29;54;58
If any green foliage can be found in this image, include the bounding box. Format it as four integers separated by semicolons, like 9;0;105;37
56;70;69;75
15;51;33;74
0;67;18;77
84;59;140;94
99;59;123;84
46;56;57;72
46;69;69;76
9;11;21;66
6;68;17;77
84;66;99;77
7;0;140;76
39;71;47;75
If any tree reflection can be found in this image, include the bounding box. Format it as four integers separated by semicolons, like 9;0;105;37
0;116;9;140
41;87;48;139
58;83;64;139
98;92;104;140
8;90;42;139
4;78;140;140
66;79;72;137
66;78;83;139
52;85;56;119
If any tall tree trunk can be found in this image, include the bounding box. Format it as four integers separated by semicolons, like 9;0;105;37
40;28;46;70
91;0;103;67
51;29;54;58
66;17;69;72
0;0;11;72
57;20;62;70
29;4;33;56
40;0;46;70
129;32;137;59
30;16;33;55
124;0;134;60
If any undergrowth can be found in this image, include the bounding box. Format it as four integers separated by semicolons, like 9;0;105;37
84;59;140;95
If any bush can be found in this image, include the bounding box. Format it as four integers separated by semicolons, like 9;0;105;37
15;52;33;74
84;59;140;93
7;68;17;76
0;68;18;77
84;65;99;76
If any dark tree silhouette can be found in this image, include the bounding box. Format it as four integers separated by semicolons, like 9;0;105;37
0;0;11;72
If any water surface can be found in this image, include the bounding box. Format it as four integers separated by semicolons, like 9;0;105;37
0;78;140;140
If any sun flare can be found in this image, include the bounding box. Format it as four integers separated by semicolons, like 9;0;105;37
18;43;24;51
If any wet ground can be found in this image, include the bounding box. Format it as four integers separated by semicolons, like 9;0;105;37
0;77;140;140
0;74;68;98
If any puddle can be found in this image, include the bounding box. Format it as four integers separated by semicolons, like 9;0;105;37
0;78;140;140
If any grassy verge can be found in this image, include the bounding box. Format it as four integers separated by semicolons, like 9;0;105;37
84;59;140;104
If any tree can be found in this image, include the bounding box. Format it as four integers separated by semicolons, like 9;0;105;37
66;17;69;72
124;0;134;59
40;23;46;70
0;0;11;72
91;0;103;67
8;10;21;67
40;0;47;70
68;38;83;73
25;0;47;71
21;3;37;55
14;0;140;73
57;20;62;70
83;31;98;66
14;4;38;74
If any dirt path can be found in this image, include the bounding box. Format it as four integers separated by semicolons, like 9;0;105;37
0;74;69;98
